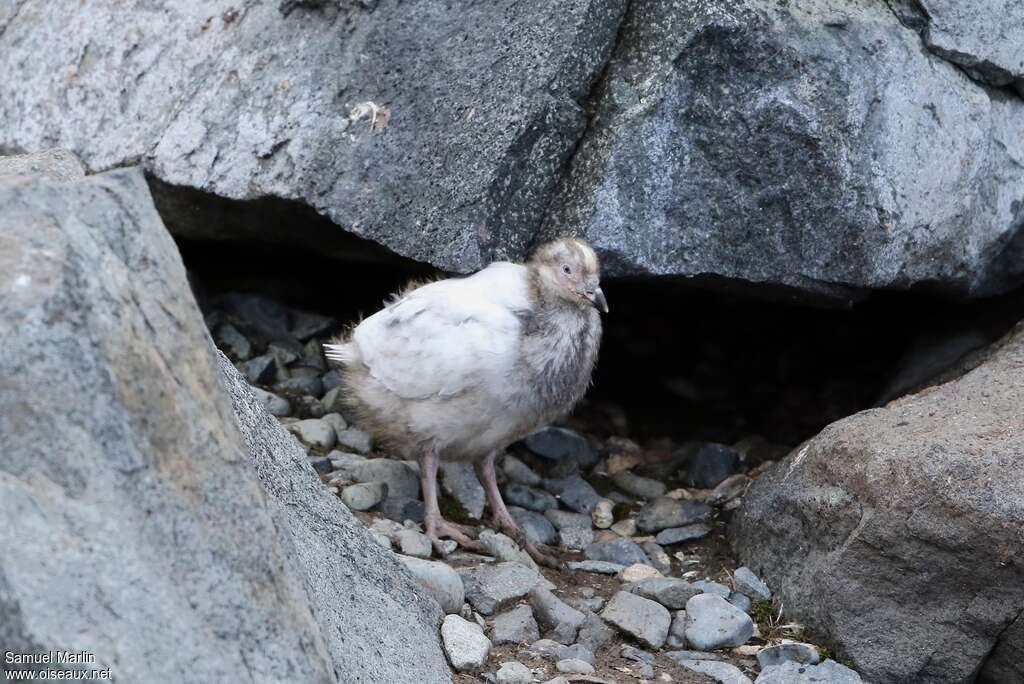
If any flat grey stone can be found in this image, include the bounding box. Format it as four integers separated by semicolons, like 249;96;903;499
505;483;559;512
510;506;558;546
612;470;667;499
241;354;277;385
559;526;595;551
459;561;540;615
729;592;753;614
397;529;432;558
575;612;616;654
335;427;373;455
523;427;599;468
340;482;387;512
542;475;602;513
556;643;595;666
491;604;540;645
441;614;491;672
641;541;672;575
601;591;671;649
734;566;771;601
567;561;625;575
656;523;712;546
251;386;291;416
398;555;465;615
676;659;753;684
666;650;725;662
584;538;650;566
667;610;687;649
441;462;485;519
685;594;755;651
636;498;713;533
756;643;821;669
556;658;594;675
627;578;702;610
695;580;732;598
479;530;539;572
496;661;533;684
529;586;586;644
502;454;542;486
329;455;419;500
755;660;863;684
544;509;593;530
286;418;336;451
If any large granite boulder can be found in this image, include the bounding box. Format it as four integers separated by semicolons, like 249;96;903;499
0;163;450;683
0;0;626;272
544;0;1024;300
733;322;1024;683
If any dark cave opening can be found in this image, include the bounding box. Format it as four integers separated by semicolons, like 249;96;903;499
175;232;1024;455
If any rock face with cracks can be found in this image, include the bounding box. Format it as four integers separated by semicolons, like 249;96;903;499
734;323;1024;683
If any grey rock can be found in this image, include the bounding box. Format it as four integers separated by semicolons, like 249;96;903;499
611;470;667;499
397;529;433;558
320;386;347;414
335;427;373;455
330;455;419;500
757;643;821;669
917;1;1024;91
529;638;565;659
600;591;671;649
734;326;1024;683
636;498;712;533
377;496;426;524
559;526;594;551
441;615;491;672
584;538;650;567
567;596;606;614
478;530;540;572
591;498;615;528
556;644;595;666
627;578;702;610
241;354;278;385
734;567;771;602
293;394;327;419
694;581;732;599
1;0;627;279
621;645;655;665
666;651;725;663
441;462;486;519
575;612;616;653
544;0;1024;301
523;427;599;469
610;518;637;537
340;482;387;511
459;562;541;616
0;148;85;182
267;339;302;366
667;610;687;649
641;541;672;575
728;592;752;614
321;370;344;395
545;509;593;530
275;374;324;398
219;356;452;682
321;411;348;433
0;166;340;683
685;594;755;651
491;605;540;646
502;455;542;487
510;507;558;546
496;661;533;684
398;555;465;615
308;456;333;476
567;561;625;575
529;586;586;644
505;483;559;512
542;475;602;513
287;418;337;451
708;474;751;507
675;659;753;684
755;660;862;684
216;322;253;361
556;658;594;675
684;444;741;490
656;523;712;546
251;387;291;417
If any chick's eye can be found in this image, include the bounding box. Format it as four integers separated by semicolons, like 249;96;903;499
561;264;572;275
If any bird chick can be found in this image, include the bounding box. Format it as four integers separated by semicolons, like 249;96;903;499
324;238;607;567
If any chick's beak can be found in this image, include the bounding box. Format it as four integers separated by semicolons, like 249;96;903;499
591;287;609;314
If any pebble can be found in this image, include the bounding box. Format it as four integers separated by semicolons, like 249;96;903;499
287;418;336;450
331;455;420;500
529;586;585;644
618;563;663;583
459;562;540;616
292;394;327;418
397;528;432;558
707;474;750;506
656;523;712;546
665;650;725;662
504;483;559;512
491;604;540;645
591;498;614;528
576;612;616;654
502;454;542;486
321;411;348;437
621;645;655;665
398;555;464;614
478;530;540;572
496;661;533;684
734;567;771;601
241;355;277;384
610;518;637;537
755;660;862;684
694;580;732;598
541;475;601;513
612;470;667;499
523;426;599;468
636;498;713;533
335;427;373;454
567;596;606;613
641;541;672;575
510;507;557;546
567;561;625;575
308;456;332;475
756;643;821;669
528;638;564;660
628;578;702;610
377;496;425;524
667;610;687;648
729;592;752;613
441;614;491;672
251;387;290;416
275;374;324;397
544;509;592;530
556;643;595;666
675;658;753;684
340;482;386;511
601;591;671;649
685;594;755;650
584;538;650;566
556;658;594;675
559;526;594;551
684;443;741;489
320;386;347;414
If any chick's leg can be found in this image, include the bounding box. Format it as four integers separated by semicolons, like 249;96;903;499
420;447;485;556
475;451;563;570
